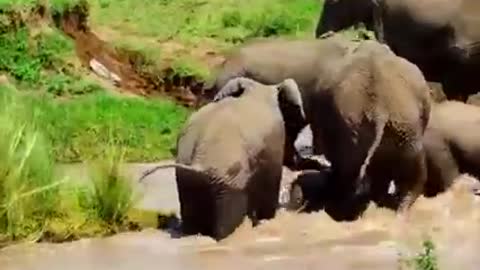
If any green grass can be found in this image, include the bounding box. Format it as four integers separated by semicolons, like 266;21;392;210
84;145;137;227
0;0;371;163
0;86;63;242
0;87;151;245
88;0;323;80
0;0;382;247
34;92;189;162
89;0;321;43
0;25;102;96
399;238;440;270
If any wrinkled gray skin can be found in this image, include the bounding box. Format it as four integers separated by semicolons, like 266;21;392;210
316;0;480;102
140;77;305;241
206;34;358;169
288;101;480;211
421;101;480;198
310;40;431;220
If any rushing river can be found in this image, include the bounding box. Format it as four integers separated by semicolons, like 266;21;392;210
2;128;480;270
2;167;480;270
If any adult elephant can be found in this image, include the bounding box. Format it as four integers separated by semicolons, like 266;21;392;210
315;0;384;41
421;101;480;198
309;40;432;220
287;100;480;212
140;78;305;241
316;0;480;102
205;34;359;169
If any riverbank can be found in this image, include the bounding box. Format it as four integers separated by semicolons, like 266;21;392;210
0;0;378;250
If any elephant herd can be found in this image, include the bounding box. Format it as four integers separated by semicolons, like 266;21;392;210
140;0;480;241
317;0;480;102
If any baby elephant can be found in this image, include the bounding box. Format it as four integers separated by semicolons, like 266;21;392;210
140;77;305;241
422;101;480;197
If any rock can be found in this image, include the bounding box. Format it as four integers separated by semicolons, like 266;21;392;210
89;58;122;86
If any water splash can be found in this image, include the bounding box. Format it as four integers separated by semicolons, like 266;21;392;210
1;175;480;270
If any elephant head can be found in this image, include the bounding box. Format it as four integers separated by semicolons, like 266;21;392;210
213;77;305;120
212;77;259;102
316;0;376;38
214;77;307;168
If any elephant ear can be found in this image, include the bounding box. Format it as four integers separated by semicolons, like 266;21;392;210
276;78;306;119
212;77;258;102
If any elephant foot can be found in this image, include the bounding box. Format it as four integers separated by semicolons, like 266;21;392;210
324;192;370;222
281;168;333;213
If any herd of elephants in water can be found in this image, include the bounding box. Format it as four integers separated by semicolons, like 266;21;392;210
140;0;480;241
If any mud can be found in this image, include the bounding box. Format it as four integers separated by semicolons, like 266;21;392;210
54;3;214;108
2;168;480;270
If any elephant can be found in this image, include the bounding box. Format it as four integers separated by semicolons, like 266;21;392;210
205;34;360;169
289;102;480;211
365;100;480;208
420;101;480;198
307;40;432;220
315;0;384;41
139;77;306;241
285;168;332;213
316;0;480;102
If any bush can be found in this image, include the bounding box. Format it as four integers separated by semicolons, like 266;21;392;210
80;144;138;228
0;86;65;242
399;238;440;270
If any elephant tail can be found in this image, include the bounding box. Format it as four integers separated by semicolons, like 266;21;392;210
356;115;387;191
139;162;204;183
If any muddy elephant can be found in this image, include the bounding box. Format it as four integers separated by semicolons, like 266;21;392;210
307;40;432;220
316;0;480;102
205;34;359;169
139;77;305;241
290;102;480;211
420;101;480;198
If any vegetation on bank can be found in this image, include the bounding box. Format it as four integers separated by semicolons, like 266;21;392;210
0;0;376;246
0;88;145;246
89;0;322;81
399;238;440;270
0;7;190;161
0;0;337;162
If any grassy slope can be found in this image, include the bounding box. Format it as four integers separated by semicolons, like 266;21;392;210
0;0;374;162
88;0;323;80
0;0;329;163
0;0;326;243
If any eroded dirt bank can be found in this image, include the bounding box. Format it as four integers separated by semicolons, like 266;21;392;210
53;3;215;108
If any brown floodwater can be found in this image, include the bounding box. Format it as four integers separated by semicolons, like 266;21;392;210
1;161;480;270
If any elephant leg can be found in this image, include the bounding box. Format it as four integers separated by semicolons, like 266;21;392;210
423;141;459;198
253;166;282;221
311;127;326;156
394;149;428;214
283;133;299;169
370;177;397;209
442;76;469;102
323;163;371;221
212;186;248;241
176;171;216;237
